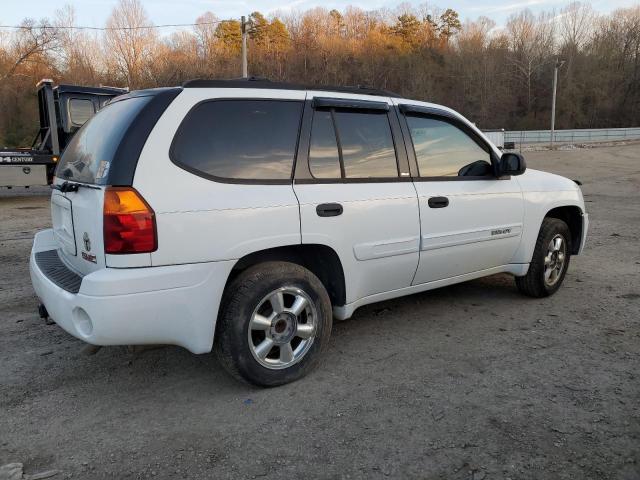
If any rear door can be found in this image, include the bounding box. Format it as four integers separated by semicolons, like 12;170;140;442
395;102;524;285
50;186;105;274
293;94;420;304
51;95;153;275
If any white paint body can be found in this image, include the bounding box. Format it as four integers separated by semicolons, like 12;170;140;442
30;88;588;353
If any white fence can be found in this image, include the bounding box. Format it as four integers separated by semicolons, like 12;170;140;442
481;129;505;148
503;127;640;145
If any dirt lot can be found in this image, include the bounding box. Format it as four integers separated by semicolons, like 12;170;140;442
1;144;639;480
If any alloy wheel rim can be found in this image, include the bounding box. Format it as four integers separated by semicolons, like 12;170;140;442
544;234;567;287
248;287;317;370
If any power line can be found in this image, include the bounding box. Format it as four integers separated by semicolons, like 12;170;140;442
0;20;236;31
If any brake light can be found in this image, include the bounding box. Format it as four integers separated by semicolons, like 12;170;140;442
103;187;157;254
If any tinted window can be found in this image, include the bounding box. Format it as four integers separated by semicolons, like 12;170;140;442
406;116;492;177
171;100;303;181
57;96;151;184
334;110;397;178
309;110;341;179
68;98;95;126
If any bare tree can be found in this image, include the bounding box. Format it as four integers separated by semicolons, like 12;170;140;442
194;11;218;67
54;5;103;84
0;19;59;83
559;2;595;49
104;0;158;88
507;9;556;116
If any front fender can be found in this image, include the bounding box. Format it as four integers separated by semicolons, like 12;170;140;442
511;190;586;264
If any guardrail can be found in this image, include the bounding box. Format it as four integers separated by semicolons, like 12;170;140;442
504;127;640;145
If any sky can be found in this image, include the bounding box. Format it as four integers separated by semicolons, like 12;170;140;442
1;0;638;30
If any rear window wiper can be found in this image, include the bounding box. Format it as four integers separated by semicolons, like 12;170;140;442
51;181;100;192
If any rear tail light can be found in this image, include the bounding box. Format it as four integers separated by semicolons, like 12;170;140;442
103;187;157;254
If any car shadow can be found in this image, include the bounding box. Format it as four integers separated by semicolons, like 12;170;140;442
32;273;529;397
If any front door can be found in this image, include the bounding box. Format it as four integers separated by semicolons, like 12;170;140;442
395;103;524;285
293;94;420;304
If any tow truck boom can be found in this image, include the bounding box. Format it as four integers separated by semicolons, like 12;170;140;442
0;79;127;188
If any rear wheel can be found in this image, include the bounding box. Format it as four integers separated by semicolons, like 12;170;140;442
516;218;572;298
215;261;332;386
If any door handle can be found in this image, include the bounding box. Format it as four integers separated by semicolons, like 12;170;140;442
316;203;343;217
428;196;449;208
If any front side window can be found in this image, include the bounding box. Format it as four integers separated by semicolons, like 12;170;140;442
171;100;303;181
406;115;493;178
308;108;398;179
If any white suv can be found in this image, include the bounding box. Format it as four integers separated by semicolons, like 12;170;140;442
30;78;588;386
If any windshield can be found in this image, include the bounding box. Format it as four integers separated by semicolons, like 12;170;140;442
56;96;150;184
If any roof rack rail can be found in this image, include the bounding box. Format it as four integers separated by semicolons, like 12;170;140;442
181;77;402;98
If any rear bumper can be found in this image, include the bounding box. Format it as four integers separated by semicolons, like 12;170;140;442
30;229;235;354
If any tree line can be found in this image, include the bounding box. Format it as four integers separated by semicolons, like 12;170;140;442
1;0;639;147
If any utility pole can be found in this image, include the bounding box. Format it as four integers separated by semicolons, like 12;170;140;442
550;59;565;149
241;15;248;78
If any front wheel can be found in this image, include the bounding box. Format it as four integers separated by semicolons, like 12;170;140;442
215;261;332;386
516;218;572;298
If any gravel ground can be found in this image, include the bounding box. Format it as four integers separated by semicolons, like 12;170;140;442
1;144;639;480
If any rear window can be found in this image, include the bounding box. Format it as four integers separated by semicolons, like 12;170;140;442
57;96;151;185
170;100;303;182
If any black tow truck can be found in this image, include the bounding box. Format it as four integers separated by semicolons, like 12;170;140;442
0;79;127;188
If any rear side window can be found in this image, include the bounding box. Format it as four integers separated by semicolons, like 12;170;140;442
57;96;151;185
171;100;303;181
308;108;398;179
406;116;492;178
309;110;341;178
334;110;397;178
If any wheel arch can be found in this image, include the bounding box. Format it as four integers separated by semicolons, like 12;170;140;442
227;244;347;307
544;205;583;254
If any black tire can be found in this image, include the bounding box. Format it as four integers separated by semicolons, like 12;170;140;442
516;217;572;298
215;261;333;387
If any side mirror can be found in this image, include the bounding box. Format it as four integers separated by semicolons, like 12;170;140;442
499;152;526;176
